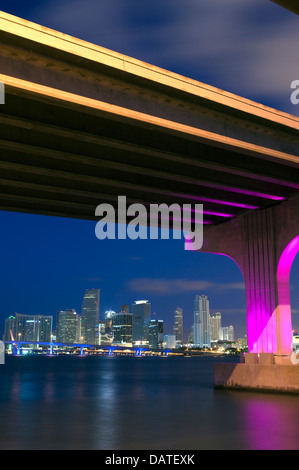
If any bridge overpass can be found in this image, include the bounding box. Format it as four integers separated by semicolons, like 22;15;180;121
1;11;299;391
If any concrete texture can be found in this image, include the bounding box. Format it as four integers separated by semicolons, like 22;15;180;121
214;362;299;393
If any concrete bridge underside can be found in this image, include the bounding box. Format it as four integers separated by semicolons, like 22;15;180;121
271;0;299;15
1;12;299;390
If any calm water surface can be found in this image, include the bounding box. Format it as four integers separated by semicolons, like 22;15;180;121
0;355;299;450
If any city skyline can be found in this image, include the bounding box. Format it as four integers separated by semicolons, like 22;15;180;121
2;291;240;350
0;1;299;341
1;284;241;344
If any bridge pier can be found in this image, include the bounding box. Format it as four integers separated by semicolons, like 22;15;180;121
187;196;299;392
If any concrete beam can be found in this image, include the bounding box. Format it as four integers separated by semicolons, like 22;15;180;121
270;0;299;15
0;11;299;155
0;12;299;224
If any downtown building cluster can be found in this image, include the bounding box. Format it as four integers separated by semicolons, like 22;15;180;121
1;289;184;350
2;289;244;351
191;294;236;348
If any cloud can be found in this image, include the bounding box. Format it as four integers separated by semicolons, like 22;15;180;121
126;277;244;295
31;0;299;112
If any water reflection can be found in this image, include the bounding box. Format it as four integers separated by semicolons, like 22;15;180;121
1;356;299;449
243;394;299;450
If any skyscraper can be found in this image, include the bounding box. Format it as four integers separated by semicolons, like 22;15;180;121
210;312;222;342
173;307;183;343
193;294;211;348
220;325;235;342
3;315;16;341
104;309;115;336
81;289;100;344
56;309;81;343
112;313;133;345
38;315;53;343
132;300;151;344
13;313;53;345
149;319;164;349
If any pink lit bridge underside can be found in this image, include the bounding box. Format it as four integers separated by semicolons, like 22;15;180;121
185;227;299;356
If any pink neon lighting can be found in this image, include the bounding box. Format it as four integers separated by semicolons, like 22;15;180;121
170;193;259;210
185;234;299;355
215;253;277;354
189;208;235;218
225;189;285;201
276;236;299;355
195;182;286;201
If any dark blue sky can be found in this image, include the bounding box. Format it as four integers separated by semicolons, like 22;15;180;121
0;0;299;340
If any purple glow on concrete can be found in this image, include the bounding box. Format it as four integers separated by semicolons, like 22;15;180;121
184;233;298;355
227;190;285;201
171;192;259;209
245;262;277;354
246;293;277;354
276;236;299;355
196;182;286;201
190;208;235;218
219;187;286;201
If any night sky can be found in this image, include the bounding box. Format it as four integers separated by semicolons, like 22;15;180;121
0;0;299;340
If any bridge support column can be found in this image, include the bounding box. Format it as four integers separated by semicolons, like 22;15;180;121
187;196;299;392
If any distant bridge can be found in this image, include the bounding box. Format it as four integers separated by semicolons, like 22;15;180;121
3;340;168;356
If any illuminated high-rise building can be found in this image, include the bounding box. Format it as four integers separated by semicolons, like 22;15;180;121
104;309;115;336
112;313;133;345
13;313;53;345
98;320;112;345
210;312;222;342
173;307;183;343
56;309;81;343
38;315;53;342
163;334;176;349
220;325;234;342
193;294;211;347
81;289;100;344
132;300;151;344
3;315;16;341
149;319;164;349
